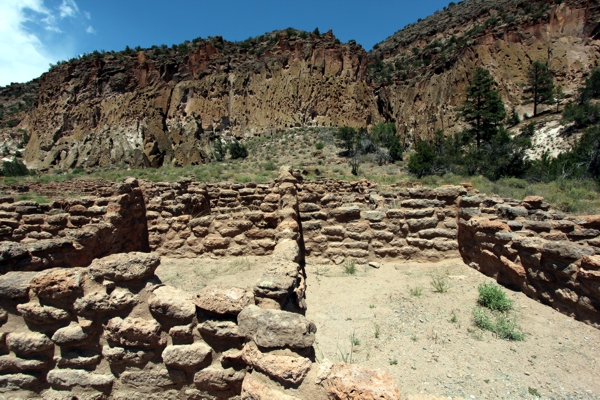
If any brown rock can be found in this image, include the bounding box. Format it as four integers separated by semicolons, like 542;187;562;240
88;252;160;281
149;285;196;322
105;316;165;349
237;305;316;349
194;367;245;392
30;268;84;300
194;285;253;315
241;341;311;384
161;342;212;368
326;362;401;400
241;373;301;400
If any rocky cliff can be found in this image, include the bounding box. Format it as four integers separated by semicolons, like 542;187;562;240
372;0;600;141
6;0;600;170
23;30;379;171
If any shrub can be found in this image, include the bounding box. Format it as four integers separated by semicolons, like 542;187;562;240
477;283;513;311
1;159;29;177
229;140;248;160
430;271;450;293
315;142;325;150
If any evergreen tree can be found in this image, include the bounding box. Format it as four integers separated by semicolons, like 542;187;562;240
335;126;358;155
523;61;555;117
457;67;506;148
213;134;226;162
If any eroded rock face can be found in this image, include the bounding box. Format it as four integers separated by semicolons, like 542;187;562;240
0;271;37;299
237;305;317;349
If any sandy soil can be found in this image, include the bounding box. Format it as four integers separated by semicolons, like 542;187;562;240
156;256;600;400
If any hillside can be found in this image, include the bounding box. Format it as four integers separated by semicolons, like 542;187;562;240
0;0;598;170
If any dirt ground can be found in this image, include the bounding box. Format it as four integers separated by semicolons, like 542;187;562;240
156;256;600;400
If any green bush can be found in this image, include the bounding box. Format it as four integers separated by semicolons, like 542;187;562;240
477;283;513;312
315;142;325;150
1;159;29;177
473;307;524;341
229;140;248;160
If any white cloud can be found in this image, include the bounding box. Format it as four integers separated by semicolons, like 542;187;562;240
0;0;90;86
59;0;79;18
83;11;90;20
0;0;54;85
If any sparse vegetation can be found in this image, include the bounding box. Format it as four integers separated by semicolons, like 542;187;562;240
409;286;423;297
343;259;357;275
430;271;450;293
477;283;513;312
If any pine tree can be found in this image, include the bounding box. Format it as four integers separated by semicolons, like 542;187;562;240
335;126;358;155
457;67;506;148
213;134;227;162
523;61;555;117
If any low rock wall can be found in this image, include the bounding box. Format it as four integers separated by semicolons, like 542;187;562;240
140;179;289;258
0;178;148;273
458;195;600;328
298;179;465;263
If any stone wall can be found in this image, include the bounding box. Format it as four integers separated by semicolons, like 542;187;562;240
0;178;148;273
458;195;600;328
0;240;319;398
298;179;466;263
0;169;401;398
141;179;287;258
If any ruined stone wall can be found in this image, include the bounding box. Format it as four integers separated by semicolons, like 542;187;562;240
141;180;287;258
0;178;148;273
0;240;318;398
139;176;469;263
458;195;600;328
298;179;466;263
0;169;401;398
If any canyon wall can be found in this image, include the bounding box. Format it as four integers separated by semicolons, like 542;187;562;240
23;31;380;171
13;0;600;171
374;0;600;140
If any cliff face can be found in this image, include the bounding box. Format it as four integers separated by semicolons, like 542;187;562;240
16;0;600;170
24;31;380;170
372;0;600;141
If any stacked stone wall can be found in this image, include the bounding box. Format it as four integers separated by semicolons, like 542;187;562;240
0;178;148;273
298;179;466;263
458;195;600;328
140;180;287;258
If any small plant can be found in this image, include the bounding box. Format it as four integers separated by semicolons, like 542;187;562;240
410;334;418;342
473;307;524;341
315;142;325;150
528;387;541;397
352;336;360;346
374;324;380;339
369;304;375;309
343;259;357;275
409;286;423;297
389;358;398;365
478;283;513;311
430;271;450;293
450;312;458;323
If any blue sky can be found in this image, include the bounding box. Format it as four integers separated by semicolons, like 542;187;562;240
0;0;454;86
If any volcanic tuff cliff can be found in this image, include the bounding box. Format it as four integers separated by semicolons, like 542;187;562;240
3;0;600;170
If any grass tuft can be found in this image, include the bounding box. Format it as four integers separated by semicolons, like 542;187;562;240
343;259;357;275
477;283;513;312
